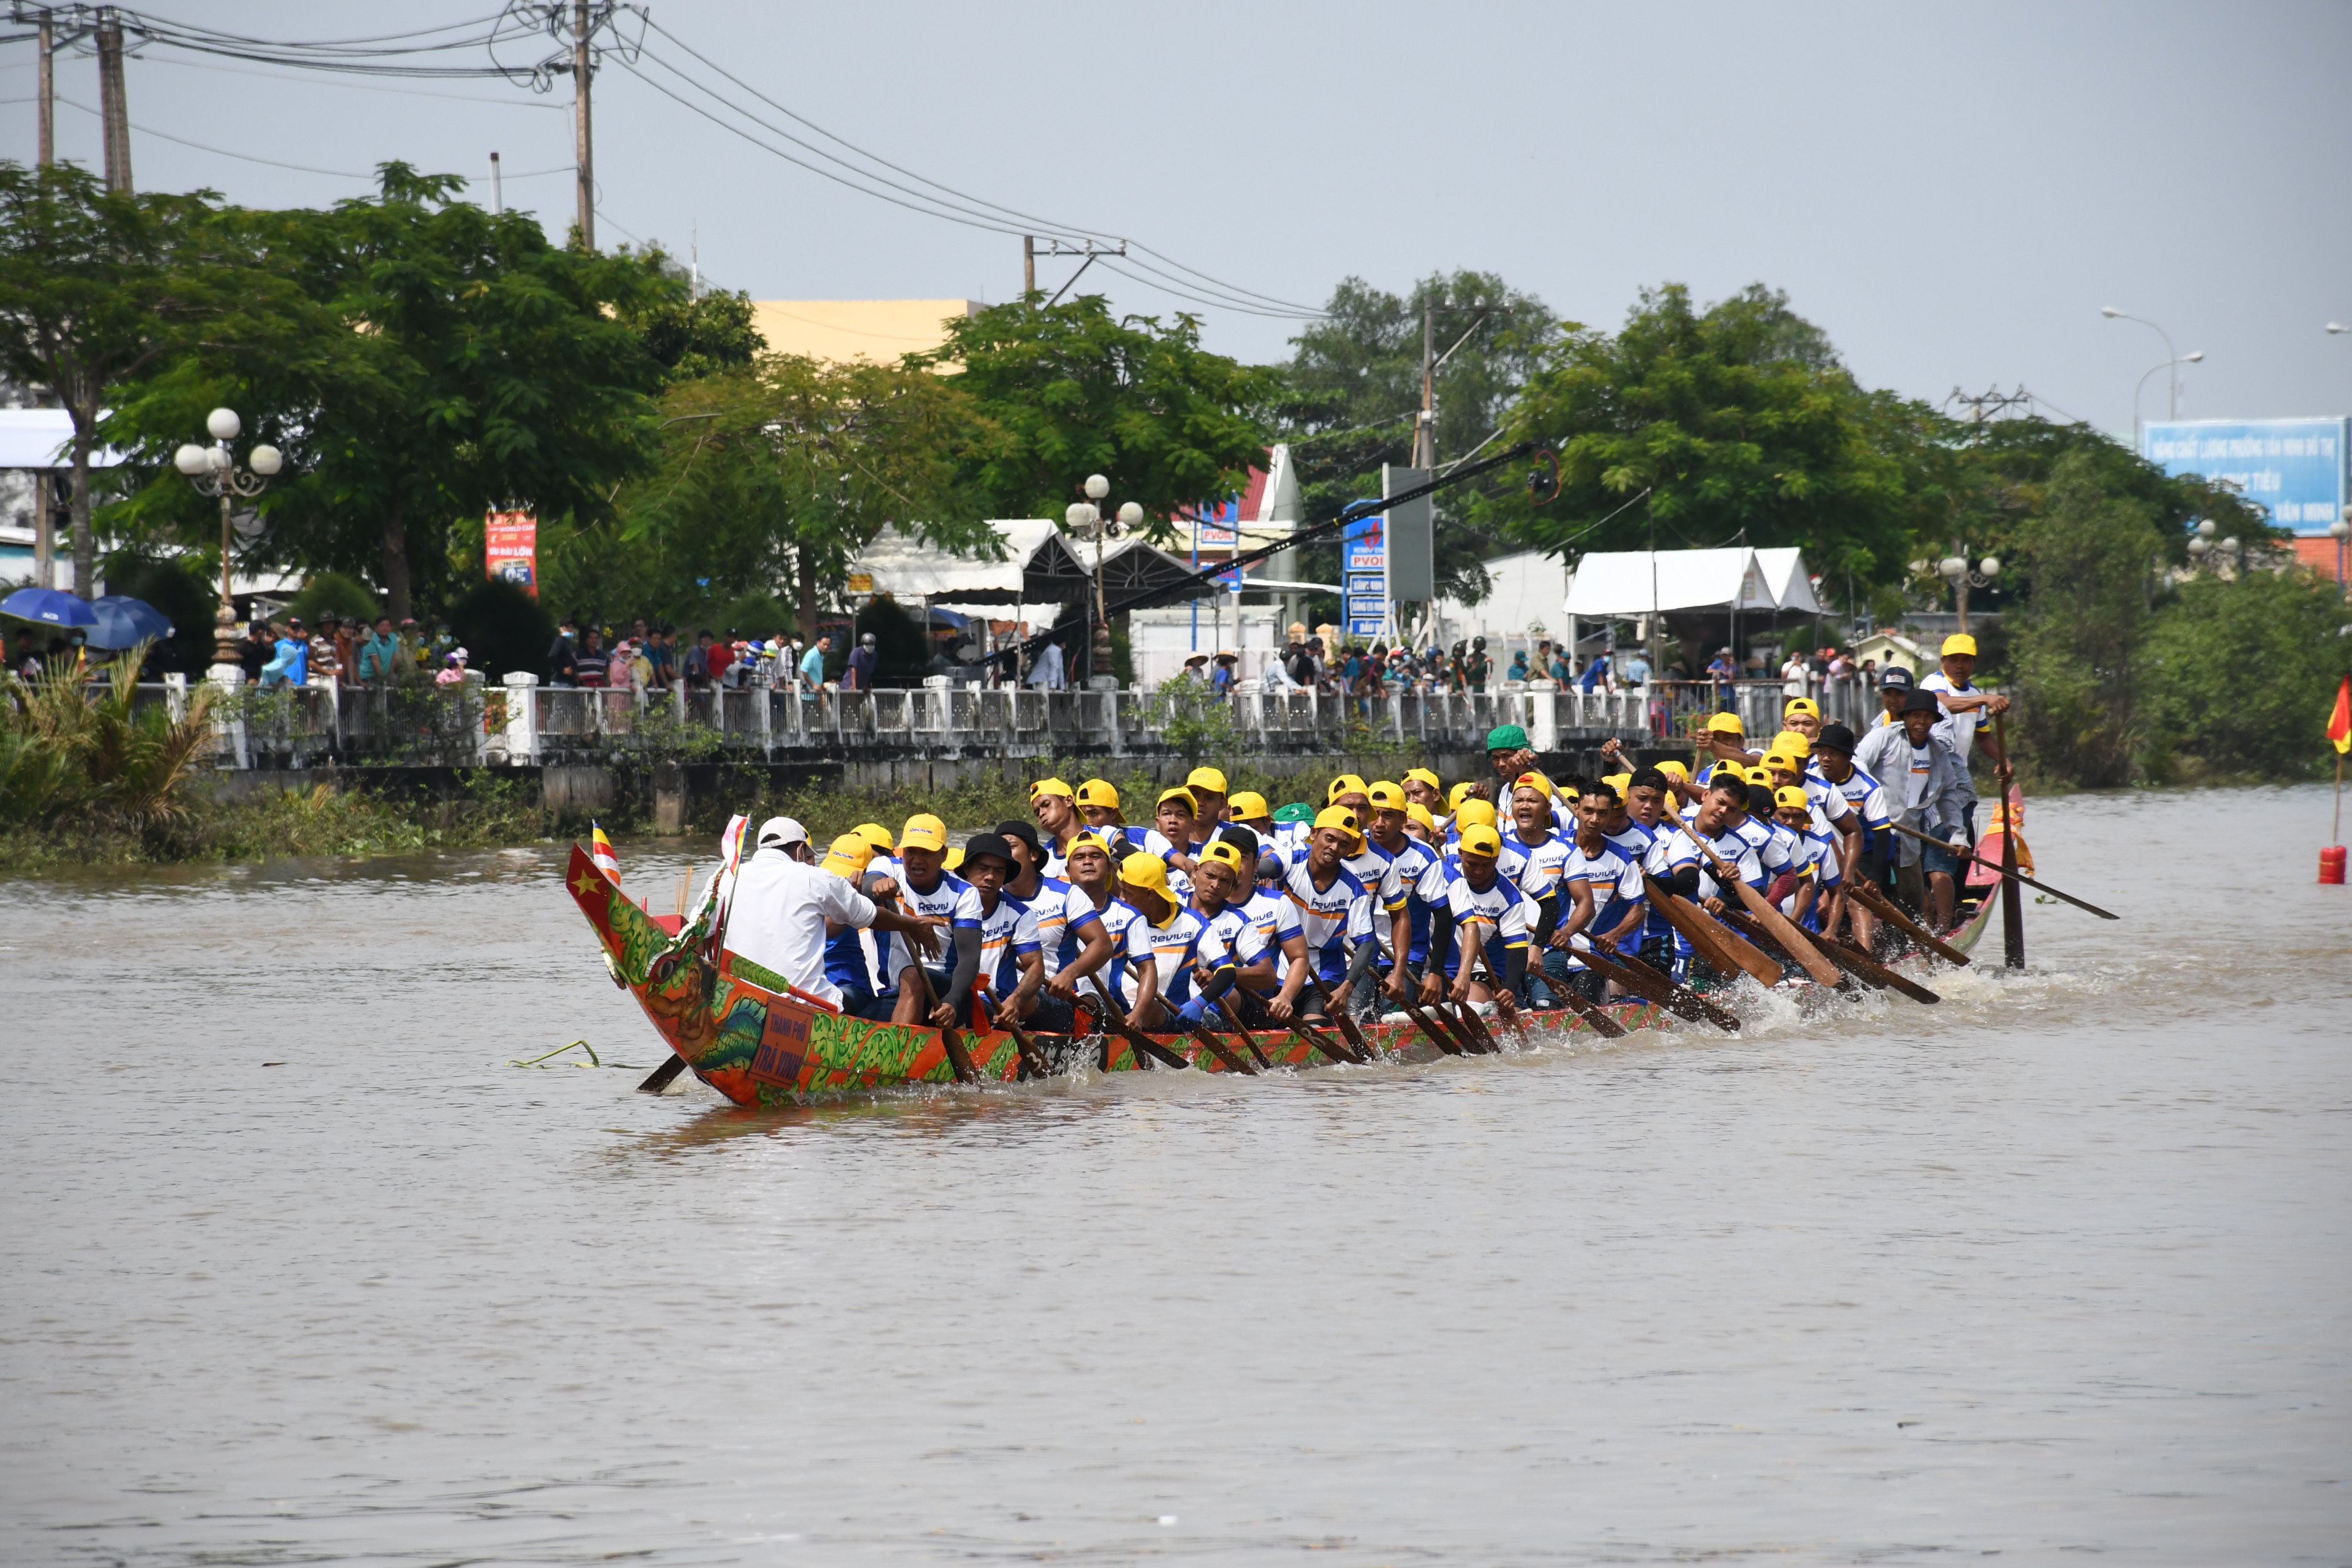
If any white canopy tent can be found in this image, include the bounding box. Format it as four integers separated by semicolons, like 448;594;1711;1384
1559;546;1824;669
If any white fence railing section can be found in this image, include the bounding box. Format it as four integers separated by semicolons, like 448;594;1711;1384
145;673;1875;768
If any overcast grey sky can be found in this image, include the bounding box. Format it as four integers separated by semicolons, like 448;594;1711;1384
9;1;2349;439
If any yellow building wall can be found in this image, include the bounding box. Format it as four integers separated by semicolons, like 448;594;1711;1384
749;299;978;365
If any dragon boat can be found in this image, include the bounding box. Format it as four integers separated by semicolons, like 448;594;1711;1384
567;810;2007;1109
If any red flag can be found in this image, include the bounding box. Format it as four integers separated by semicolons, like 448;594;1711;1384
2331;675;2351;756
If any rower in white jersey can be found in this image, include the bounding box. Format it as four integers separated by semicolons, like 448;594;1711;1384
1806;722;1895;948
1282;806;1381;1024
940;833;1044;1030
1547;785;1649;1003
1110;853;1212;1027
858;812;968;1024
1769;786;1845;933
1186;837;1275;1025
1224;825;1311;1022
1603;766;1683;972
1073;778;1188;878
1026;776;1087;879
1424;821;1532;1010
1652;770;1795;982
1040;832;1137;1010
1309;783;1411;972
996;817;1111;1034
1361;781;1451;1005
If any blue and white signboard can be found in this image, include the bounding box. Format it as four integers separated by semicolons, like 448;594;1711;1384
1342;507;1385;638
2141;418;2348;534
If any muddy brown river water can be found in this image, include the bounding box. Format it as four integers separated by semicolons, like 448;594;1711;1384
2;784;2347;1565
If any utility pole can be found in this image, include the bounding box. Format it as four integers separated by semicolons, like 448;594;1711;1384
35;6;53;167
1415;299;1436;469
1023;235;1036;298
571;0;594;249
96;5;131;192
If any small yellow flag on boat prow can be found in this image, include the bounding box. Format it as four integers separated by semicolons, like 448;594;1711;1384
590;822;620;885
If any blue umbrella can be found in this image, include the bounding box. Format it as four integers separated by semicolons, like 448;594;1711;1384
87;594;176;650
0;586;97;628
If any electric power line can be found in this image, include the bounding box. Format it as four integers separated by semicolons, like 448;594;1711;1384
54;93;374;178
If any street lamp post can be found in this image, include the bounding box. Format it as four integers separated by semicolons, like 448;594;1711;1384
2102;306;2193;444
1063;473;1142;686
2331;511;2350;593
173;407;281;682
1936;549;2001;635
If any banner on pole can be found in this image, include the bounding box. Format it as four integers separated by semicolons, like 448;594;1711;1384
485;509;539;597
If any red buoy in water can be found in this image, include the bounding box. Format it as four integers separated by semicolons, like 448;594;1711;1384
2323;845;2348;885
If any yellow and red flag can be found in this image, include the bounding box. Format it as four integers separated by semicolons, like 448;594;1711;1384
590;822;620;884
2330;675;2351;756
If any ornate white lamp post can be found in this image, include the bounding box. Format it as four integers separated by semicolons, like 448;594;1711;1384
174;407;281;682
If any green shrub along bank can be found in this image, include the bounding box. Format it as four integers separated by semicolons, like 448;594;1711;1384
2008;453;2351;788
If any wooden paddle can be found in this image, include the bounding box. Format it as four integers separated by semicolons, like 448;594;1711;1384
1682;838;1845;987
911;965;979;1083
636;1055;688;1094
1181;1017;1261;1075
1085;974;1192;1070
1642;875;1782;988
1214;994;1345;1067
1430;926;1503;1052
1396;991;1471;1055
1454;936;1515;1050
1299;968;1377;1063
1824;934;1942;1005
1882;818;2118;921
1542;967;1631;1038
1579;936;1741;1033
1188;964;1276;1069
996;1007;1055;1080
1990;712;2028;969
1848;878;1973;966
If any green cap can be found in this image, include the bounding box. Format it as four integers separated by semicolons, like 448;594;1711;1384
1272;802;1316;825
1485;723;1530;753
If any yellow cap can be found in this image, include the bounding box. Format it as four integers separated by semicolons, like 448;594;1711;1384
1200;839;1246;872
1453;798;1499;831
1783;696;1821;718
1326;773;1369;804
1512;769;1554;800
821;833;874;879
1367;780;1407;810
1227;790;1270;821
1119;852;1169;895
1447;781;1481;810
1404;766;1442;792
1156;786;1199;814
1706;711;1744;735
1185;766;1227;794
1602;771;1633;794
854;821;894;852
943;845;965;872
1762;750;1799;774
1458;822;1503;857
1942;633;1978;658
899;813;948;852
1743;766;1773;787
1770;728;1813;756
1075;778;1119;809
1028;776;1075;800
1406;802;1436;831
1064;830;1113;863
1313;804;1363;840
1655;759;1690;781
1774;785;1811;810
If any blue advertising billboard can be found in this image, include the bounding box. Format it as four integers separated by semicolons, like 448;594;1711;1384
2141;418;2348;534
1342;506;1385;636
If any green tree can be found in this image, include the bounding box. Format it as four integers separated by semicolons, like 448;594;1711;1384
1275;270;1558;607
578;352;984;640
103;165;669;623
617;247;762;383
920;295;1276;535
2007;451;2166;787
2141;567;2351;780
0;162;298;598
1480;283;1918;590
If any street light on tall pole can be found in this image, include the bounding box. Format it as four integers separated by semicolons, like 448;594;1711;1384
1063;473;1140;685
2102;306;2187;441
2131;351;2204;445
173;408;281;682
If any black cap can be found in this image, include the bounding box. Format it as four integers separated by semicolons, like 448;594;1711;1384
1214;822;1260;861
1880;665;1914;689
993;819;1041;855
1817;723;1857;753
1901;689;1941;715
961;832;1015;870
1746;783;1777;816
1629;766;1669;792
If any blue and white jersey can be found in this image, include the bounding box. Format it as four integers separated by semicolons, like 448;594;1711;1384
1561;838;1646;953
1371;835;1450;964
1809;762;1893;851
1440;866;1534;979
1108;823;1180;869
823;920;875;995
1501;826;1573;905
1032;878;1106;979
1281;856;1374;983
1661;815;1790;901
1115;903;1206;1009
1796;774;1855;837
1605;817;1675;947
1760;816;1806;876
876;868;968;984
1241;885;1306;984
951;885;1041;995
1191;900;1265;972
1780;828;1844;928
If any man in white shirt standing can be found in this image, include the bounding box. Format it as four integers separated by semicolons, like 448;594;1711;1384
1918;632;2010;843
1026;636;1065;691
721;815;938;1007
